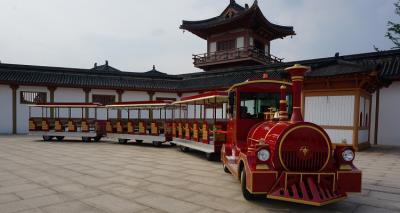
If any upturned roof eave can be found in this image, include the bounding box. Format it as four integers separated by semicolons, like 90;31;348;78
180;2;294;39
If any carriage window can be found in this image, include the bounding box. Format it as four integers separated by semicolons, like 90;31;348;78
239;92;283;119
20;91;47;104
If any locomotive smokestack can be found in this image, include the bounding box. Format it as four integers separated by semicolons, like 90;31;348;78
285;64;310;122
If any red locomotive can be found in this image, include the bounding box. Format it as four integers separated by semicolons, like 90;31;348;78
221;64;361;206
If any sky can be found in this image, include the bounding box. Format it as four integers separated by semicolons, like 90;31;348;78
0;0;398;74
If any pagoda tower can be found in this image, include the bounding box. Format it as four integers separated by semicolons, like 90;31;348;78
180;0;295;71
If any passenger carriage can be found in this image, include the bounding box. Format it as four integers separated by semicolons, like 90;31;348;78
168;92;229;160
28;103;106;142
105;100;176;146
220;64;361;206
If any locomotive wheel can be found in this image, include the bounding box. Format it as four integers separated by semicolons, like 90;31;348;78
56;136;65;141
223;164;231;173
241;169;257;200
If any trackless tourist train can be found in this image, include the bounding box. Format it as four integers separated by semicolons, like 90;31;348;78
220;64;361;205
27;64;362;206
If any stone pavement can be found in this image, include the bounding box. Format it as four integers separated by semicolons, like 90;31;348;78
0;135;399;213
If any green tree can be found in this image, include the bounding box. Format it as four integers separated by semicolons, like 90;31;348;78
386;0;400;49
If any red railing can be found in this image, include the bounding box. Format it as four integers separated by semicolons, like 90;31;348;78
192;46;283;67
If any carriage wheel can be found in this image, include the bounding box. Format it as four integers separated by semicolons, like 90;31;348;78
206;153;215;161
43;136;52;141
241;169;257;200
152;141;162;147
56;136;64;141
118;139;128;144
82;137;92;143
179;146;189;152
223;164;231;173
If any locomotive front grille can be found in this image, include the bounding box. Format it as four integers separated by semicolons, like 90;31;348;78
281;151;329;172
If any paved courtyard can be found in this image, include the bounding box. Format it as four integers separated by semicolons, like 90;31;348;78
0;136;399;213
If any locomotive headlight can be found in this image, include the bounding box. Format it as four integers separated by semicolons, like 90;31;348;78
342;149;354;162
257;149;270;162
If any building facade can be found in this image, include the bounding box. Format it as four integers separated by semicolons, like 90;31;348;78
0;0;399;150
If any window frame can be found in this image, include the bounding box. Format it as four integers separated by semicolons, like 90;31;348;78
20;91;47;104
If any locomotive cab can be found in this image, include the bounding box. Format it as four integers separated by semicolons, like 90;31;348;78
221;64;362;206
224;81;292;160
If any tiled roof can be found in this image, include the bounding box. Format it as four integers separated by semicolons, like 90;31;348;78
180;1;295;40
0;49;399;92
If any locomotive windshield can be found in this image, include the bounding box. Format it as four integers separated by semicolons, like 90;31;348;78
239;92;292;119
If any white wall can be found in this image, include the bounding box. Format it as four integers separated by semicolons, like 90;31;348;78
17;86;49;134
378;81;400;145
179;92;198;119
304;95;355;144
154;92;179;119
121;91;149;119
90;89;117;120
54;88;85;118
325;129;353;144
0;85;13;134
304;95;354;126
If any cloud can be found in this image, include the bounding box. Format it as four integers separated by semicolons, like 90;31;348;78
0;0;397;74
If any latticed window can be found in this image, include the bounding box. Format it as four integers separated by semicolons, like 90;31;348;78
217;39;236;51
20;91;47;104
92;94;115;105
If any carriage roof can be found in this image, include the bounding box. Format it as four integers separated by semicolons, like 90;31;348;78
106;100;174;110
227;79;292;92
29;102;103;108
173;91;228;105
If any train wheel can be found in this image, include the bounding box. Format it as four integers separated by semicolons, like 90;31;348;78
206;153;215;161
152;141;162;147
56;136;64;141
241;169;256;200
93;136;101;142
82;137;92;143
179;146;189;152
43;136;52;141
223;164;231;173
118;139;128;144
170;142;176;147
135;140;143;144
